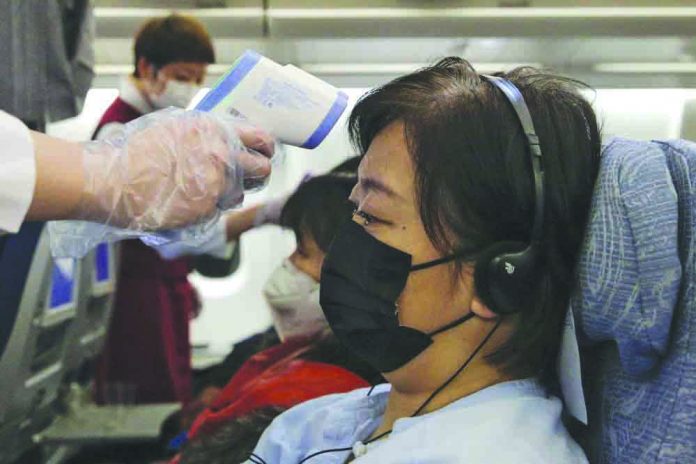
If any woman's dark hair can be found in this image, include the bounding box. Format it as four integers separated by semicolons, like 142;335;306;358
348;57;601;385
133;14;215;76
280;172;357;253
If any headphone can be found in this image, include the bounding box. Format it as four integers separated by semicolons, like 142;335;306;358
473;75;545;315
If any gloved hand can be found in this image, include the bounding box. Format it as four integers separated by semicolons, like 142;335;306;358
78;108;273;229
48;108;274;258
155;214;229;260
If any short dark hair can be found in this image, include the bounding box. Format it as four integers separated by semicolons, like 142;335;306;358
280;172;357;253
133;14;215;77
348;57;601;385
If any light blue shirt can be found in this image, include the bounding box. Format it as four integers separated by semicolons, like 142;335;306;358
245;378;588;463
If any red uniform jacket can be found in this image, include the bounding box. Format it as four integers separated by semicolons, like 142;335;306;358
93;97;196;405
187;337;369;441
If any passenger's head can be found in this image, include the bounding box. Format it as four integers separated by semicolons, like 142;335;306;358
262;165;358;342
344;58;601;385
133;14;215;108
282;168;358;281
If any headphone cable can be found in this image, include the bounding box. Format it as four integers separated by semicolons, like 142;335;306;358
293;320;502;463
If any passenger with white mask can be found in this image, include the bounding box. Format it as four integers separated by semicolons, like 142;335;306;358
166;165;384;464
261;171;362;343
190;159;367;397
259;158;364;346
262;258;325;343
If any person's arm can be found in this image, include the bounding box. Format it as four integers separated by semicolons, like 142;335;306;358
29;109;272;231
224;192;290;241
26;131;85;221
154;193;290;260
224;205;263;242
154;202;272;260
221;188;293;242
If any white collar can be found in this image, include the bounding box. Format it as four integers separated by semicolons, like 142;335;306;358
325;379;545;446
118;76;154;115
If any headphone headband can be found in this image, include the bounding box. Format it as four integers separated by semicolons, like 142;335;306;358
481;75;545;247
471;74;546;315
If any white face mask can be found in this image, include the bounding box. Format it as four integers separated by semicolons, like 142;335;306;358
262;259;328;342
150;79;200;109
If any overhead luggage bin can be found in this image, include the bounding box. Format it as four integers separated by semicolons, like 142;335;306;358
267;6;696;38
95;6;265;38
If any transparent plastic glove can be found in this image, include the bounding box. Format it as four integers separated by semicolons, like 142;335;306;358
155;215;228;260
48;108;274;258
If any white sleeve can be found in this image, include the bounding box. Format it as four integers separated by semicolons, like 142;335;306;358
0;111;36;233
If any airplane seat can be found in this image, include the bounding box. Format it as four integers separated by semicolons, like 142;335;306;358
0;230;178;463
0;223;81;464
0;222;44;359
572;137;696;463
62;242;118;382
34;240;179;456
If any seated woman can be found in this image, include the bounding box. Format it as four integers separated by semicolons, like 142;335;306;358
245;58;600;463
171;172;383;463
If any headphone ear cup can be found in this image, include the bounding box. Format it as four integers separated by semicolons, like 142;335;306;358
473;241;532;315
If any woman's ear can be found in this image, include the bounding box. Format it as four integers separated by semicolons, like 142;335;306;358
471;295;499;320
460;265;498;320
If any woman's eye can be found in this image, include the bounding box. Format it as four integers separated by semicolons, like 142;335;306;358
353;208;380;226
358;211;377;225
348;200;388;226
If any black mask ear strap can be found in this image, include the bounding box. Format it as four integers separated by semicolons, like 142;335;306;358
410;255;458;272
427;311;476;337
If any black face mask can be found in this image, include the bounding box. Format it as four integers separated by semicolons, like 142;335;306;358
320;220;475;373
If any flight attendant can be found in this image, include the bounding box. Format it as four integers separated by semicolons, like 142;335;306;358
93;14;218;405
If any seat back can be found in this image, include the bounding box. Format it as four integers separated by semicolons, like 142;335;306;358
0;222;44;360
573;137;696;463
0;224;81;464
62;242;118;380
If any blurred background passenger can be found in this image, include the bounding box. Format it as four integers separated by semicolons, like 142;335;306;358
94;14;216;405
189;156;363;395
168;166;384;463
